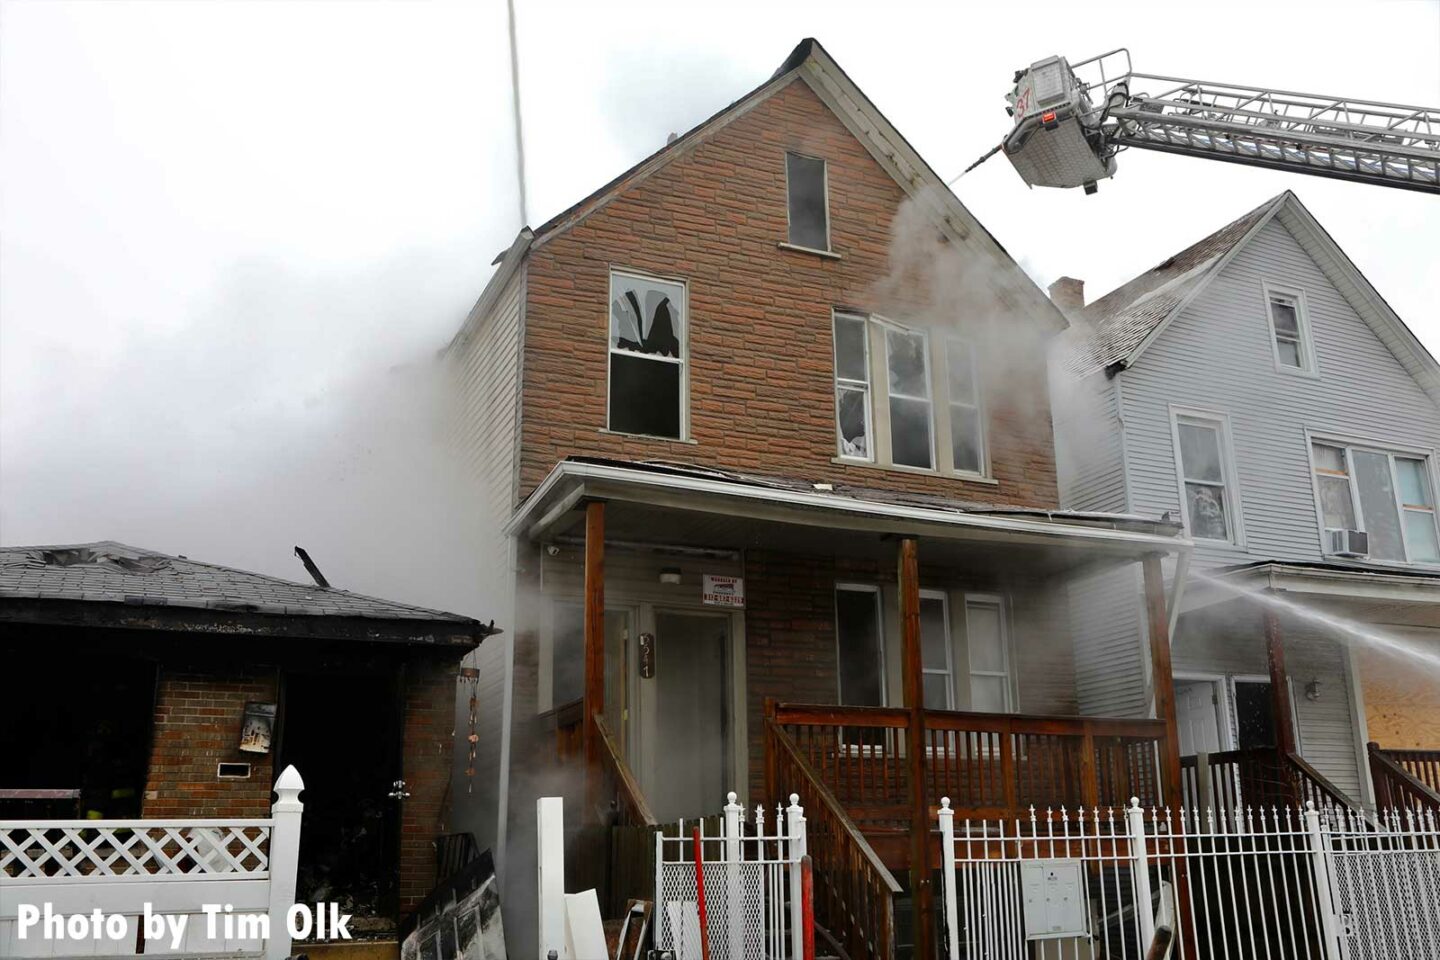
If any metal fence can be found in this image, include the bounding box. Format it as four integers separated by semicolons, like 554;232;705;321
655;793;807;960
938;797;1440;960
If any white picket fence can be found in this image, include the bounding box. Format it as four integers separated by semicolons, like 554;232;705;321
0;767;304;960
654;792;807;960
938;797;1440;960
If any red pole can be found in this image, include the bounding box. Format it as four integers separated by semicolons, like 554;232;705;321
801;855;815;960
692;826;712;960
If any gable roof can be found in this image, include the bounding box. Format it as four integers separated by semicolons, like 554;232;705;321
0;540;491;643
1071;191;1440;406
450;38;1067;349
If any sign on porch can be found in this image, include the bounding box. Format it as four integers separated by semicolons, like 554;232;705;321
701;575;744;608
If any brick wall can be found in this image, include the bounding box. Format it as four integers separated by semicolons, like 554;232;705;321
397;654;460;913
519;78;1058;507
142;663;278;818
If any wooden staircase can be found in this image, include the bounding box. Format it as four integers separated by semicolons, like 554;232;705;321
1368;743;1440;815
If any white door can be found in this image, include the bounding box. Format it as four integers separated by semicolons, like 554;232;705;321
1175;680;1223;756
640;610;730;822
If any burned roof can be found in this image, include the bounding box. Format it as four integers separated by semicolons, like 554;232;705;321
1064;193;1284;375
0;541;493;645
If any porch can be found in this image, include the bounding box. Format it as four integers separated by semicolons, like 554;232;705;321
509;457;1190;960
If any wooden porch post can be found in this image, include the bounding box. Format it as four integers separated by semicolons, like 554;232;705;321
583;500;606;815
899;537;933;960
1264;607;1297;755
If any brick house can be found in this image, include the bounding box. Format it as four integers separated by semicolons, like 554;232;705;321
0;540;493;923
446;39;1189;960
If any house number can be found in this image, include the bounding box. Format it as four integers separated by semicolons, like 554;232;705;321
639;633;656;679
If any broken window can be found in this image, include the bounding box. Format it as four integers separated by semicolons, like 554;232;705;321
835;585;884;707
946;339;985;474
786;153;829;251
833;313;872;460
609;270;685;439
1266;290;1311;371
885;327;933;469
1174;414;1236;542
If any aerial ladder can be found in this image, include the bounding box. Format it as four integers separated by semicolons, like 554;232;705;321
999;50;1439;194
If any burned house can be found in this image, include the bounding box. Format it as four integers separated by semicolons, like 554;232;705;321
445;38;1193;960
0;540;496;925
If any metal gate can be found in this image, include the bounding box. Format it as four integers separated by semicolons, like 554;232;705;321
1325;809;1440;959
654;793;806;960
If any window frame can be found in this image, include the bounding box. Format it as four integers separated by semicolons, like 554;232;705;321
783;151;832;254
834;583;887;708
1168;406;1246;547
963;593;1013;714
919;588;955;710
943;336;989;478
1305;430;1440;565
831;312;875;463
1261;281;1317;377
605;267;691;442
882;321;937;471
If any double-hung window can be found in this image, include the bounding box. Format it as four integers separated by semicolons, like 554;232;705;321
835;585;885;707
965;596;1011;713
785;153;830;252
885;327;934;469
1312;441;1440;563
1264;285;1314;374
946;339;985;474
608;269;686;439
1172;411;1241;543
832;313;872;460
920;591;953;709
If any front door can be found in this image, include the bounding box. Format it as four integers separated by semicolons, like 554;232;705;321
639;610;730;822
1175;679;1223;756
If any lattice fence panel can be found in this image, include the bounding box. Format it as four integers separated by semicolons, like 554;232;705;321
1;823;271;879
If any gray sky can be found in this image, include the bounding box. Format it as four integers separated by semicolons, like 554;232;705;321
2;0;1437;614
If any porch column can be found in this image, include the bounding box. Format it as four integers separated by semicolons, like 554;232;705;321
1264;607;1297;755
583;500;606;811
1143;554;1183;807
899;537;934;960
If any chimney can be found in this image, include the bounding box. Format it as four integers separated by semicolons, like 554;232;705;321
1048;276;1085;313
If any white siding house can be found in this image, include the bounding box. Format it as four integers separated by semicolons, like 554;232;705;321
1053;191;1440;807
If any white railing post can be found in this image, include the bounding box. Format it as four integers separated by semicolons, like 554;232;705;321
266;765;304;960
786;794;806;960
1305;801;1344;960
724;791;743;960
1127;797;1156;951
1196;751;1213;829
537;797;568;960
938;798;960;960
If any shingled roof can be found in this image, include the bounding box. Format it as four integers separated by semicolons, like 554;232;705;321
0;541;490;644
1065;193;1284;374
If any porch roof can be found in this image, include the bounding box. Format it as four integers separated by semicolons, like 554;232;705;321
1180;559;1440;626
510;457;1187;568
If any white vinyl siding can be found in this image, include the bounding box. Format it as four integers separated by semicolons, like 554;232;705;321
1050;361;1129;514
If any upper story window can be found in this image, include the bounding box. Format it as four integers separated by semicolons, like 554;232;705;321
831;314;988;479
835;584;884;707
1311;441;1439;563
1264;284;1315;374
608;269;686;439
1171;409;1243;544
785;153;830;252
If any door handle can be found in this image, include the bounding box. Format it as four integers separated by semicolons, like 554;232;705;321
388;779;410;800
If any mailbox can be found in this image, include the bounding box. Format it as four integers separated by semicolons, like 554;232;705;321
1020;859;1087;940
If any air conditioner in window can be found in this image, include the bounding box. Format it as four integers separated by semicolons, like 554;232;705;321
1326;528;1369;558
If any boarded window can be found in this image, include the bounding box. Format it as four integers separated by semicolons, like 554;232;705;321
946;339;985;474
836;586;884;707
1175;417;1233;542
885;328;933;469
786;153;829;250
833;313;872;460
609;271;685;438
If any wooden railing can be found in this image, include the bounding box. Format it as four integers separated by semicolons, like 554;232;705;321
594;712;657;828
771;702;1168;823
766;718;900;960
1369;743;1440;816
1181;748;1358;818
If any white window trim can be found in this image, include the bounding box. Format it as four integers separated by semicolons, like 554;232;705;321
1168;406;1247;548
1173;671;1236;752
832;311;874;463
783;151;832;253
964;593;1013;713
944;337;990;480
882;322;937;471
1261;281;1318;378
605;267;691;442
1304;429;1440;566
919;588;954;710
835;582;886;707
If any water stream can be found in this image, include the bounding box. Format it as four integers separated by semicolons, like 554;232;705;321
1189;569;1440;676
